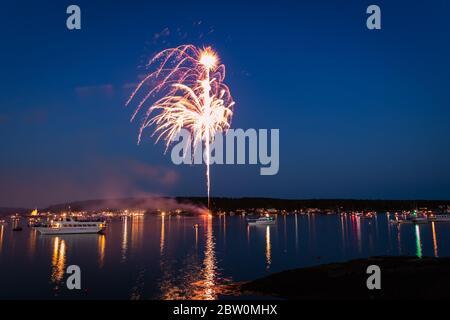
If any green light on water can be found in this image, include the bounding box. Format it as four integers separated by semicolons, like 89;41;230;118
415;225;422;258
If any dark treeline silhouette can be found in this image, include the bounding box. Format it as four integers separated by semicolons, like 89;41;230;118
2;197;450;215
30;197;450;213
186;197;450;212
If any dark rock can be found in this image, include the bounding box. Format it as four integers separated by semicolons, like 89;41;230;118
240;256;450;299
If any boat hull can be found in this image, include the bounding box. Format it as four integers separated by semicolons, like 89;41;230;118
247;220;276;226
36;227;102;235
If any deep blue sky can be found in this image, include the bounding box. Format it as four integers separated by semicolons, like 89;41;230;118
1;0;449;207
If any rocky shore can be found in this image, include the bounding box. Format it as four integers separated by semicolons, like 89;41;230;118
239;256;450;299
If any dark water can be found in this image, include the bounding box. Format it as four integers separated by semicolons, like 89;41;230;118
0;214;449;299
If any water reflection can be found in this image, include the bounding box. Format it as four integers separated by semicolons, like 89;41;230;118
432;222;438;257
130;267;147;300
295;214;299;251
246;224;250;245
265;225;272;270
0;225;3;254
131;216;144;251
198;215;217;300
28;229;37;259
387;214;392;251
415;225;422;258
283;215;287;251
222;215;227;248
195;224;198;249
340;215;346;253
121;216;128;262
356;217;362;253
157;215;222;300
160;215;165;256
51;237;66;288
98;234;106;268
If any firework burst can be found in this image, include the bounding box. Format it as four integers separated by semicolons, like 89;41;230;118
126;44;235;208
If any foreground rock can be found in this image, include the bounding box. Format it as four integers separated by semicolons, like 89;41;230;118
240;256;450;299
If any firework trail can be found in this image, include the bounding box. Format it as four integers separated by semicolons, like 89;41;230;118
126;44;235;208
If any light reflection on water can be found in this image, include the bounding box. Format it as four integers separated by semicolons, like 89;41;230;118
51;237;66;288
197;215;217;300
415;224;422;258
131;215;144;252
1;213;450;299
98;234;105;269
160;214;165;255
265;225;271;270
158;214;224;300
121;216;128;263
28;229;37;259
432;222;439;257
0;225;4;254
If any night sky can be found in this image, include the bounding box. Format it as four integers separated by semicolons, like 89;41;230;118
1;0;449;207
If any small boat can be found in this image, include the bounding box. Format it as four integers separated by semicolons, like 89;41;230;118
246;216;276;226
411;216;428;224
29;221;44;227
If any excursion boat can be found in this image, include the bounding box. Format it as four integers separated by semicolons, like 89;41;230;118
246;215;276;226
36;217;106;235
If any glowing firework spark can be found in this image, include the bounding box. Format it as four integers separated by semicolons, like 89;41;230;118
126;44;235;208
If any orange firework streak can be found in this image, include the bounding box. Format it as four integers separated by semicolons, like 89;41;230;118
126;45;235;209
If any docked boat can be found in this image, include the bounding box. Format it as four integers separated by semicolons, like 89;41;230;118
390;215;427;225
246;216;276;226
429;214;450;222
411;216;428;224
36;217;105;235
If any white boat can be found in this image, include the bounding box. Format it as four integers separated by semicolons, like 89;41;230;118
246;216;276;226
36;217;105;235
430;214;450;222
